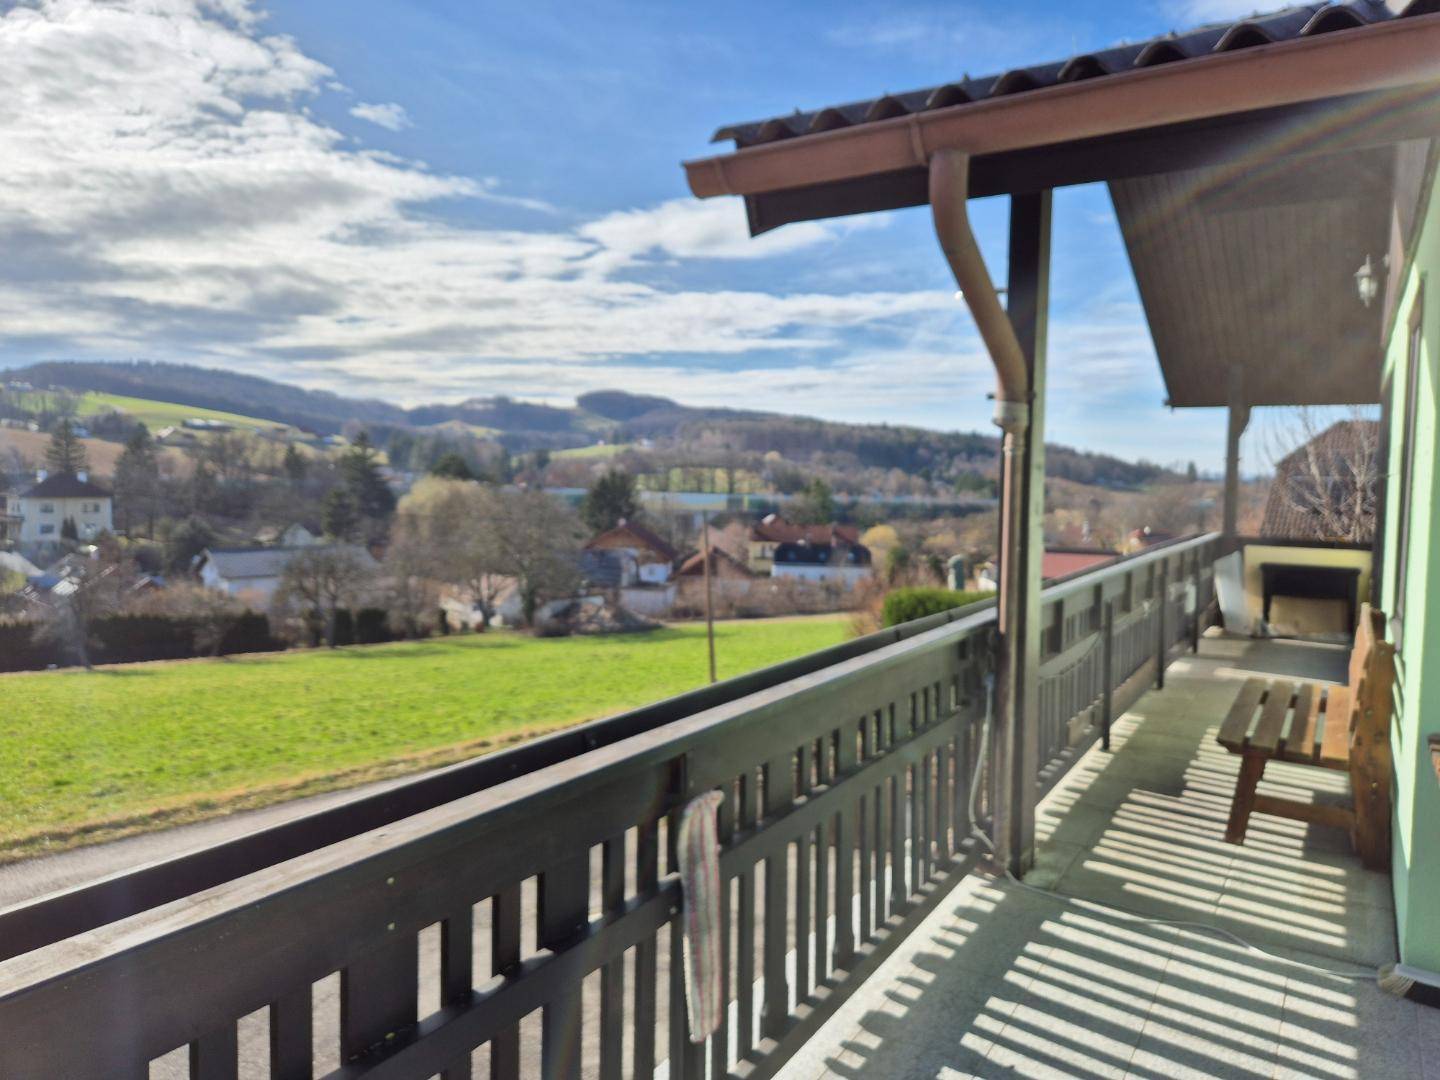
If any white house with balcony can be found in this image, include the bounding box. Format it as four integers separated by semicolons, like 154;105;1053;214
12;471;113;548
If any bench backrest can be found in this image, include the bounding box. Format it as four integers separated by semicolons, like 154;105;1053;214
1347;602;1395;746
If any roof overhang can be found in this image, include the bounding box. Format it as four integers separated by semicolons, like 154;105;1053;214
685;14;1440;409
685;14;1440;226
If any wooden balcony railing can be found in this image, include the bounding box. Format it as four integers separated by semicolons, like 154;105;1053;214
0;534;1218;1080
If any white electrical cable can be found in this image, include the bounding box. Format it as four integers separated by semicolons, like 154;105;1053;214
966;673;1376;983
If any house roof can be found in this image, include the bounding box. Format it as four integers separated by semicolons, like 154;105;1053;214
689;3;1436;410
21;473;111;499
1261;419;1379;539
677;546;753;578
585;520;678;563
710;3;1409;151
750;516;860;546
1042;549;1119;580
199;544;374;581
773;540;873;567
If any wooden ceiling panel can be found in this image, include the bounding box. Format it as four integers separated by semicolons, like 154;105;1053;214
1109;146;1392;406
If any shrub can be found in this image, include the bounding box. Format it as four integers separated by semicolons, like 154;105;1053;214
880;587;991;628
332;608;356;647
355;607;392;645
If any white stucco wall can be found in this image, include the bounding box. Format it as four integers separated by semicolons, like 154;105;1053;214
17;495;113;544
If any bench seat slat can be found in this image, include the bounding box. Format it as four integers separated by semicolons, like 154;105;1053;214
1320;684;1354;768
1249;681;1295;755
1280;682;1322;765
1218;678;1267;751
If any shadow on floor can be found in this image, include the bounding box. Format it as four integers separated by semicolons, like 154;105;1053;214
779;634;1430;1080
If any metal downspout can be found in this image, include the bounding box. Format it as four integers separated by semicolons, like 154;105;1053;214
929;150;1029;865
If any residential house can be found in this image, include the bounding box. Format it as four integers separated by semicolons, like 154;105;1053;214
769;538;872;589
0;491;20;547
674;545;754;608
1262;419;1380;542
584;520;677;584
578;546;676;618
195;543;377;604
747;514;859;573
10;471;113;549
974;547;1118;590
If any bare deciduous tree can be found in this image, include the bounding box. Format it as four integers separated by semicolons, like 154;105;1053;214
487;488;584;627
277;545;375;647
1264;407;1379;543
392;478;508;630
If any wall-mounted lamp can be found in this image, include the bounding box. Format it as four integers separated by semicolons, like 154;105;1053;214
1355;254;1380;309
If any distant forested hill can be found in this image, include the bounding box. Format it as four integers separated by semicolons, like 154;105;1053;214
6;360;1171;489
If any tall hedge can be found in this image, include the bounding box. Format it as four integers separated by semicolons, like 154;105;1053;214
880;587;992;628
0;611;283;672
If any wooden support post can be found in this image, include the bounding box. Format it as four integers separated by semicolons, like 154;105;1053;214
1223;366;1251;548
997;189;1051;878
1101;600;1115;752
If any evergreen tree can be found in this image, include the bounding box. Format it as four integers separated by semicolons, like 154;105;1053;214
581;469;641;533
430;452;476;481
793;478;837;525
322;487;361;540
339;432;396;521
45;418;88;475
113;424;160;536
283;444;308;486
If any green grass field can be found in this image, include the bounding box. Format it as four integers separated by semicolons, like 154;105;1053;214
552;441;632;459
0;618;849;859
78;391;290;432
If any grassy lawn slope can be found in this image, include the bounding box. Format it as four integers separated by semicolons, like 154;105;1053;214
1;618;848;860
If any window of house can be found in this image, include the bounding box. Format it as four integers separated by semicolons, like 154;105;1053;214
39;502;54;513
39;524;55;535
1393;280;1424;644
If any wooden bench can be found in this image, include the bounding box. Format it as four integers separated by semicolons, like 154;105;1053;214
1216;603;1394;870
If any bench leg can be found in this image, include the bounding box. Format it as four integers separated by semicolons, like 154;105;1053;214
1226;755;1267;844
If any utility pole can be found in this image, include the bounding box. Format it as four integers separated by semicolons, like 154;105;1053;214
703;513;717;683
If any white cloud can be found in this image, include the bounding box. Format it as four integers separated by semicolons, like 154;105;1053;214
349;101;412;131
1157;0;1269;24
0;0;955;405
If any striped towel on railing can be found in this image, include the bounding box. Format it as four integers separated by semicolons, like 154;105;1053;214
676;789;725;1042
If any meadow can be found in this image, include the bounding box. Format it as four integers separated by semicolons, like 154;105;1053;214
0;617;848;859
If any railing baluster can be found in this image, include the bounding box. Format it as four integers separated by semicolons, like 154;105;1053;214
599;835;626;1080
761;752;794;1040
833;722;858;971
887;714;898;915
734;775;756;1060
269;985;312;1080
491;884;522;1080
440;906;475;1080
632;820;660;1080
666;811;704;1080
711;790;735;1080
539;854;589;1080
857;717;873;944
814;737;831;986
795;742;811;1004
189;1025;238;1080
340;932;417;1064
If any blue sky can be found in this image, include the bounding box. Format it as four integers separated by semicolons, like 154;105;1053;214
0;0;1270;470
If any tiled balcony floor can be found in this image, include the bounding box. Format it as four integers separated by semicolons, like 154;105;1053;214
777;632;1438;1080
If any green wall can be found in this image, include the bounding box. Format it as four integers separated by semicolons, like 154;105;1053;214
1380;175;1440;973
